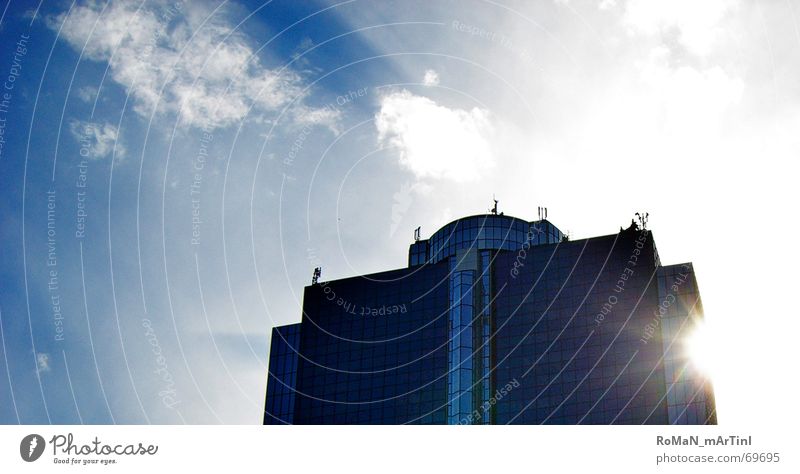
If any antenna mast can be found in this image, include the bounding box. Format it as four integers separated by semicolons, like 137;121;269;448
311;267;322;285
635;212;649;230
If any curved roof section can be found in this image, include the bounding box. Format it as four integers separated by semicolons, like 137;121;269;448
409;213;564;265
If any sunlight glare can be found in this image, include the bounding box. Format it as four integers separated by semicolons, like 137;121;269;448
684;320;716;377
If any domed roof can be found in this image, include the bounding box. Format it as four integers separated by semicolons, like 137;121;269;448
409;213;564;266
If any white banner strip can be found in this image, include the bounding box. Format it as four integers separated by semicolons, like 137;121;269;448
1;425;796;473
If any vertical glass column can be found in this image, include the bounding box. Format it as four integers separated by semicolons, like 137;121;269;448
447;265;474;424
657;265;714;424
264;324;301;424
475;250;493;424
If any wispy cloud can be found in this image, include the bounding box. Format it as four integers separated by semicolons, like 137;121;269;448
389;181;420;237
375;90;494;182
290;105;342;135
598;0;617;10
638;46;744;136
423;69;440;86
75;85;97;103
623;0;739;56
69;120;125;160
36;353;51;374
48;0;336;131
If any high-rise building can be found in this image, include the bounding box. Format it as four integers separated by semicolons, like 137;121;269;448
263;212;716;424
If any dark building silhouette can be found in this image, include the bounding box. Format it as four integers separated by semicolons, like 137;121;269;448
264;213;716;424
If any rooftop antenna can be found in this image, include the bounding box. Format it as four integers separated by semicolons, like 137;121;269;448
491;195;498;215
538;206;548;220
311;266;322;285
413;226;421;242
635;212;649;230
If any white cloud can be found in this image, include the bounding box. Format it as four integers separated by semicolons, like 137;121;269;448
389;181;420;237
598;0;617;10
639;46;744;137
49;1;336;131
36;353;51;374
423;69;440;86
623;0;739;56
375;90;494;182
69;120;125;159
75;85;97;103
290;105;342;135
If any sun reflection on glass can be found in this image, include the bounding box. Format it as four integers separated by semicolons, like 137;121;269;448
684;320;716;377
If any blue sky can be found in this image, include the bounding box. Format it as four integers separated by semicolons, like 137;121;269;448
0;0;798;425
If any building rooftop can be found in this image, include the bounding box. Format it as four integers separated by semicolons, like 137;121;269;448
408;213;565;266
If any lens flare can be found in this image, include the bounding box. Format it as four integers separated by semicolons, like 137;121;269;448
684;321;715;377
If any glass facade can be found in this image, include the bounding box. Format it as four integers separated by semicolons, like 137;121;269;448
409;215;562;266
475;250;493;424
263;214;716;424
657;264;716;425
492;229;668;424
447;263;474;423
264;324;301;424
289;265;450;424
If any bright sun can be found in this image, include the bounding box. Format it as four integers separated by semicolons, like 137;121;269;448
684;321;716;377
